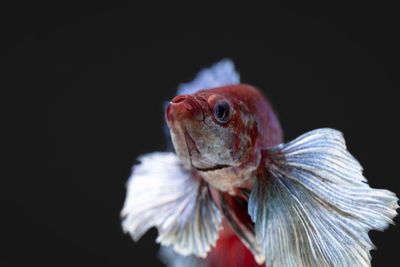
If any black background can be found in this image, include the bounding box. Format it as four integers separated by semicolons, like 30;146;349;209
4;2;400;267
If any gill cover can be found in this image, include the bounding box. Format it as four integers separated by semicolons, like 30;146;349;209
249;128;398;266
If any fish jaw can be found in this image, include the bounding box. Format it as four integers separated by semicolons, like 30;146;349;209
166;95;205;170
198;151;260;193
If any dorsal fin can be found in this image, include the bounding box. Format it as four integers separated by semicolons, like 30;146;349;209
177;58;240;95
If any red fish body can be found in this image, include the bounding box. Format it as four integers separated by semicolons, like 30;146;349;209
206;221;263;267
122;61;398;267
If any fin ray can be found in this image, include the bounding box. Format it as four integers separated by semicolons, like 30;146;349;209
121;152;222;258
249;128;398;267
219;192;265;264
177;58;240;95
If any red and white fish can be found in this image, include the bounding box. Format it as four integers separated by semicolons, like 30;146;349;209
121;60;398;267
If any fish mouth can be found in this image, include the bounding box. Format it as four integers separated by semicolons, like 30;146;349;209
193;164;231;172
167;95;204;123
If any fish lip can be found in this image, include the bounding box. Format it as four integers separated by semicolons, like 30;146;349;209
168;95;204;122
193;164;231;172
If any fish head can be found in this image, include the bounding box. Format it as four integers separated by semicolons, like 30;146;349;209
166;86;262;191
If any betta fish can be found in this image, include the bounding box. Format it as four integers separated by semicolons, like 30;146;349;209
121;59;398;267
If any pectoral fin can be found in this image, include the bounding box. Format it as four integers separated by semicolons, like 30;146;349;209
249;128;398;266
121;152;222;258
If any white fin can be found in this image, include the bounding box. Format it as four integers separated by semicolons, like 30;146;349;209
159;245;206;267
249;128;399;267
176;58;240;95
121;152;222;258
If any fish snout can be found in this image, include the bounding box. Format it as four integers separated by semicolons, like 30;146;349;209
166;95;204;124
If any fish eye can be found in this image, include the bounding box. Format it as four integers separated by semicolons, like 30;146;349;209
214;100;231;124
